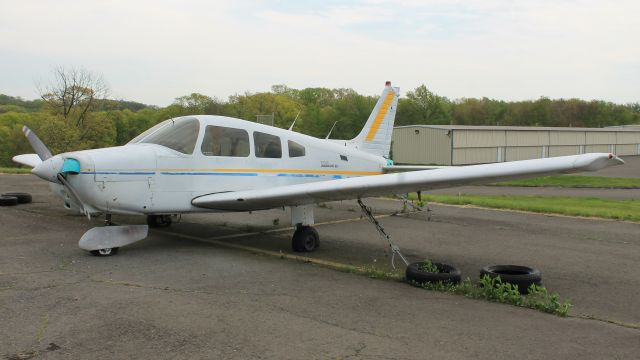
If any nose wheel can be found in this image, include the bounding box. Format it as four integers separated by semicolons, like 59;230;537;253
90;247;119;256
292;226;319;252
90;213;120;256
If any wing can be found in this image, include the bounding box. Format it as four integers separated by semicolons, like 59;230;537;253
192;153;624;211
383;165;448;172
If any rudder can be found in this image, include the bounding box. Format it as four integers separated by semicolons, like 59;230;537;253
350;81;399;158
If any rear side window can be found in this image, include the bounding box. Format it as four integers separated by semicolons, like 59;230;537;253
201;125;250;157
254;132;282;158
288;140;305;157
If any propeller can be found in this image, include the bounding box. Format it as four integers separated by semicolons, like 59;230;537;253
22;126;91;218
22;126;52;161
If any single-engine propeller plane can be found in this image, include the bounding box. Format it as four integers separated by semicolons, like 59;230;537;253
12;82;624;256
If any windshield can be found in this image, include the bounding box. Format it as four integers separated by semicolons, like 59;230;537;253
128;119;171;144
137;117;200;154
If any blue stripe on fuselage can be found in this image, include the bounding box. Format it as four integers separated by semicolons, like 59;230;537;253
160;172;258;176
79;171;347;178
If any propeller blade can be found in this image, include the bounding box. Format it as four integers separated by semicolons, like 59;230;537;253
22;126;52;161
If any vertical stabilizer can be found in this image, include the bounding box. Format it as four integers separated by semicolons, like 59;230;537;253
349;82;399;158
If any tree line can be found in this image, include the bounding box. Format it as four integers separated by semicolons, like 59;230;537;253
1;67;639;167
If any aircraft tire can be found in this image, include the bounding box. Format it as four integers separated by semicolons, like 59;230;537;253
292;226;319;252
480;265;541;294
90;247;119;256
0;196;18;206
406;261;461;285
2;192;32;204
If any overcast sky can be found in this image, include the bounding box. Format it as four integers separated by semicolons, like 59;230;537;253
1;0;638;106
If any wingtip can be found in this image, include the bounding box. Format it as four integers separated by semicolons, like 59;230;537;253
573;153;625;171
609;153;625;165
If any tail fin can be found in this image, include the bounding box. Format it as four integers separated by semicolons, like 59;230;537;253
350;81;399;158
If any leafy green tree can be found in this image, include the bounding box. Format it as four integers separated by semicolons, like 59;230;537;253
405;85;452;124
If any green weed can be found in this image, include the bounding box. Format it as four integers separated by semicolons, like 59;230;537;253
414;276;572;317
419;259;440;273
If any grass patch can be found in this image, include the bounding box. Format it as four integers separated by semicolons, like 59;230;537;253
415;276;572;317
0;167;31;174
411;193;640;222
494;175;640;189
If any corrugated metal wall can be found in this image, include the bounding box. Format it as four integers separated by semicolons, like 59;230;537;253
391;127;452;165
392;125;640;165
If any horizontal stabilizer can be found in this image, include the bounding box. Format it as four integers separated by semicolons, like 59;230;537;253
12;154;42;168
78;225;149;251
192;153;624;211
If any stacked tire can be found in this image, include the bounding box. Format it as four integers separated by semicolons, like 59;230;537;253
0;192;32;206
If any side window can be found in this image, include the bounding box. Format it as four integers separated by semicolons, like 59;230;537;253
254;131;282;158
201;125;250;157
288;140;306;157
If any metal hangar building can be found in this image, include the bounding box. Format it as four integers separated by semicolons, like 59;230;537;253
391;125;640;165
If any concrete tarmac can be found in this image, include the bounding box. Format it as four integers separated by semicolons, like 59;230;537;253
1;174;639;359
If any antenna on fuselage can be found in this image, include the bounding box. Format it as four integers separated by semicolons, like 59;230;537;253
288;110;301;131
325;121;339;139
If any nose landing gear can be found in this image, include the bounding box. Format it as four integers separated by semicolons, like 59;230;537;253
90;214;119;256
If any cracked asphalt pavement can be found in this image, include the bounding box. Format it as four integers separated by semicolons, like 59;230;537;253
1;174;639;359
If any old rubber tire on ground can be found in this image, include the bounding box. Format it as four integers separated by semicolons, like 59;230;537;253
1;192;32;204
406;261;461;285
90;247;119;256
292;226;319;252
0;196;18;206
480;265;542;294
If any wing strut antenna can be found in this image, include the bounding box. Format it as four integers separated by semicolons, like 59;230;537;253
288;111;301;131
325;121;339;139
357;199;409;269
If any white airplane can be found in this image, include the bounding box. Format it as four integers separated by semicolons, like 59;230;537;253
12;82;624;257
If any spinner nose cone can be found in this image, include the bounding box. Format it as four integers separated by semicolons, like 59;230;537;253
32;155;64;182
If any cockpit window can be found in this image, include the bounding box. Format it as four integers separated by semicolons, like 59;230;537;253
254;131;282;158
138;117;200;154
201;125;250;157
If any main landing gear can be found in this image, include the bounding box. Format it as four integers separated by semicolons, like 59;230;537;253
290;204;319;253
147;214;172;228
292;225;319;252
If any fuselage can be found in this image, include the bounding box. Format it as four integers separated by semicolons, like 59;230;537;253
42;115;387;215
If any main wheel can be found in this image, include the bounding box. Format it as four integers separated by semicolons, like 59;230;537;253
292;226;319;252
90;247;119;257
147;215;172;228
